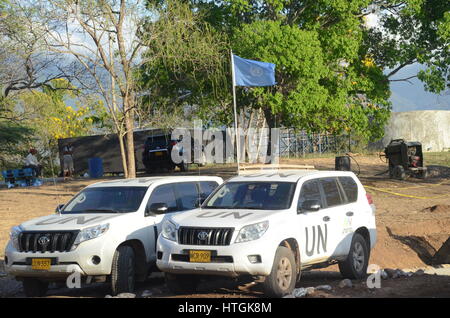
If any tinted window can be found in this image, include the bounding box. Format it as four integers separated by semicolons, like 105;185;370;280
320;178;343;207
199;181;219;198
339;177;358;203
147;184;178;212
145;135;169;149
298;180;322;209
205;182;296;210
175;182;199;210
63;187;147;214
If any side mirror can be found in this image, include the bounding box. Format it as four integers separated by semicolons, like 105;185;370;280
55;204;65;213
149;203;169;215
298;200;321;213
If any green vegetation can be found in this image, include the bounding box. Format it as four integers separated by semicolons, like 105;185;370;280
425;152;450;167
0;0;448;177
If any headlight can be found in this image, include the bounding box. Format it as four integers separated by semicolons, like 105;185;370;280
235;221;269;243
10;226;23;250
72;223;109;249
161;220;177;242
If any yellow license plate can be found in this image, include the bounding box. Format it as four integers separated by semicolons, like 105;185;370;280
31;259;51;270
154;151;163;156
189;250;211;263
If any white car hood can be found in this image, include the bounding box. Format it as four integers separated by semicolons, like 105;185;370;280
19;213;126;231
171;208;284;229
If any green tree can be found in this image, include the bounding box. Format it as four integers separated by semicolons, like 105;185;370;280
367;0;449;93
137;0;230;128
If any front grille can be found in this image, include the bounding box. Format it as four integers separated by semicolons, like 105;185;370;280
18;231;79;253
178;227;234;246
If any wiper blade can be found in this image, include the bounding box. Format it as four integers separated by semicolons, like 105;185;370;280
83;209;120;213
202;206;234;209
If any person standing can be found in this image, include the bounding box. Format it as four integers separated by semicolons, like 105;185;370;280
62;143;74;178
24;148;41;177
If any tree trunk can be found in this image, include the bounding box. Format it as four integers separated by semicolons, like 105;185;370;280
124;96;136;179
263;107;276;158
118;130;129;178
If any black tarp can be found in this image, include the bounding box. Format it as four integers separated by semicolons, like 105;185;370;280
57;129;168;175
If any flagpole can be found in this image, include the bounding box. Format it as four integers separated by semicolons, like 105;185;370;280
231;50;241;173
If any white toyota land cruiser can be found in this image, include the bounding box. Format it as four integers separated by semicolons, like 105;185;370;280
157;170;376;297
4;176;222;297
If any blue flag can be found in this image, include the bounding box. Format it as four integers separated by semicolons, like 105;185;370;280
233;54;276;87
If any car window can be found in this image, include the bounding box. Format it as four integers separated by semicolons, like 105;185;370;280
174;182;199;210
320;178;343;207
204;182;296;210
298;180;323;209
339;177;358;203
147;184;178;213
63;187;148;214
199;181;219;198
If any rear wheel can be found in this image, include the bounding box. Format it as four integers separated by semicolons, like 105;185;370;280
165;273;200;294
111;245;136;295
393;165;406;180
179;161;189;172
338;233;369;279
22;278;48;297
263;246;297;297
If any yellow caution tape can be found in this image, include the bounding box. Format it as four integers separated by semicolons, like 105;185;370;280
364;185;450;200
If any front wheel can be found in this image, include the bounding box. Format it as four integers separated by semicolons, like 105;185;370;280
111;245;136;295
22;278;48;297
263;246;297;297
338;233;369;279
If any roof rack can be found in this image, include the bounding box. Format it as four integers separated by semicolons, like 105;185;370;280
238;164;316;175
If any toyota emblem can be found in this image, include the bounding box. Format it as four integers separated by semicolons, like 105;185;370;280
38;236;50;247
197;231;209;241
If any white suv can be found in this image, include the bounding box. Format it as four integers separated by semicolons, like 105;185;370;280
157;170;376;297
4;176;222;297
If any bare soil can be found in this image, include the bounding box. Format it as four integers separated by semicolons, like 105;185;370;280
1;155;449;298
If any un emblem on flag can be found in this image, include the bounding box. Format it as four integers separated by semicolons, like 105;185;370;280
250;65;264;77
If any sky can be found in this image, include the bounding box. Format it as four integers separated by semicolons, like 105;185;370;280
388;64;450;112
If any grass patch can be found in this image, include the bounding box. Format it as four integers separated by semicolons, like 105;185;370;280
424;152;450;167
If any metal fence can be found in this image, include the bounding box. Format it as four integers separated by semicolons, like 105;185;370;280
279;130;354;158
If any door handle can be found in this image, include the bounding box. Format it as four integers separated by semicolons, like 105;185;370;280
346;212;354;217
323;216;330;222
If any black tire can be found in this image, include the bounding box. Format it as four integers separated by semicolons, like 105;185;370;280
111;245;136;295
145;166;154;174
338;233;369;279
179;161;189;172
418;169;428;179
22;278;48;297
165;273;200;294
263;246;297;298
393;165;406;180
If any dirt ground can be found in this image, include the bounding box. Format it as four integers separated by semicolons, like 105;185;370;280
1;155;450;298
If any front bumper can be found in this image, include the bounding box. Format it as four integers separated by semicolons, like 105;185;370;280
156;236;276;277
4;238;115;279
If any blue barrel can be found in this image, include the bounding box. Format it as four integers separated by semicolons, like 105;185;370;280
88;157;104;178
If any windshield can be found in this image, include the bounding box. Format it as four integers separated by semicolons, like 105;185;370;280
204;182;296;210
62;187;148;214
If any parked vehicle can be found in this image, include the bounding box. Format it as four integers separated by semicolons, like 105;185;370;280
142;134;187;173
4;176;223;297
156;170;376;297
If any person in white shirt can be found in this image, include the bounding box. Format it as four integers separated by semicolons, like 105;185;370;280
24;148;41;177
